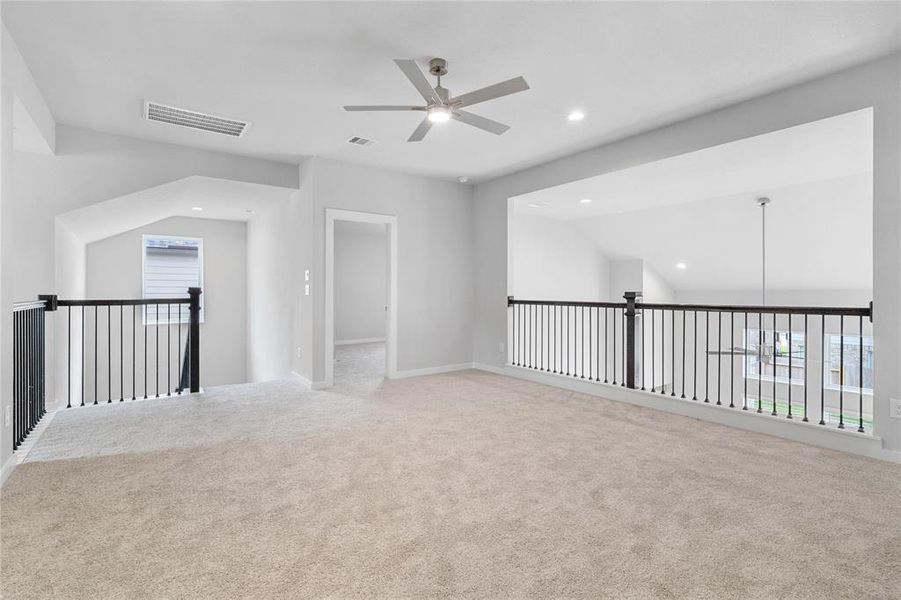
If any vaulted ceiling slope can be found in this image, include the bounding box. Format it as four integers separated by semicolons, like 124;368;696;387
3;1;899;181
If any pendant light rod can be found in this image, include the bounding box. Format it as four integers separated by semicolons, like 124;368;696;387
758;197;771;306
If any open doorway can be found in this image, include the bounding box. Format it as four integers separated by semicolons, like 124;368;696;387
324;209;398;388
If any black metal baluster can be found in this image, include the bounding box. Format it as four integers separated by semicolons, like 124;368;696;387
671;310;676;397
612;307;617;385
568;305;572;376
94;306;98;405
743;312;748;410
693;311;698;401
67;307;71;409
622;309;626;386
787;314;792;419
704;311;709;403
838;314;844;429
595;306;600;381
758;312;763;413
660;309;666;394
681;311;686;398
651;309;655;392
81;306;85;407
588;306;592;380
819;315;826;425
144;304;148;399
604;307;609;383
167;303;172;395
120;306;124;401
581;306;586;379
772;313;777;416
716;311;722;405
552;305;557;373
641;308;646;391
511;304;516;366
156;303;160;398
803;315;808;422
858;315;864;432
178;304;183;394
729;312;735;408
108;305;112;403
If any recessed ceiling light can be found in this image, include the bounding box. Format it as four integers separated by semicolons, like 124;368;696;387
676;262;687;270
458;176;469;183
191;207;203;211
527;202;550;209
567;110;585;122
580;198;592;204
245;209;254;214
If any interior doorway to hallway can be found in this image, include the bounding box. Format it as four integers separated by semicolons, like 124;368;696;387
324;209;398;388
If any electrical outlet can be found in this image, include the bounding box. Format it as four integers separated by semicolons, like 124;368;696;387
296;347;303;359
498;342;505;354
304;284;310;296
891;398;901;419
4;406;9;427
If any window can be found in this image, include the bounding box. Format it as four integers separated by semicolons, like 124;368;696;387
142;235;203;324
825;335;873;394
743;328;806;384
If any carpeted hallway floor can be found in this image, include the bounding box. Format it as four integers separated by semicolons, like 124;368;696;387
2;369;899;599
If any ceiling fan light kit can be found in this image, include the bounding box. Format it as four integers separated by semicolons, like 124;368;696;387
344;57;530;142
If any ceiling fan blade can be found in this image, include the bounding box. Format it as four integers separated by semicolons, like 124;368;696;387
394;59;440;104
407;117;433;142
451;76;529;108
452;110;510;135
344;105;423;111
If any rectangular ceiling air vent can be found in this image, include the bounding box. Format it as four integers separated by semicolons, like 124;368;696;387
144;101;249;137
346;136;376;147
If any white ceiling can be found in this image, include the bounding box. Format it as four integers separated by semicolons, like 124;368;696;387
514;109;873;219
3;1;898;181
513;109;873;291
58;176;294;244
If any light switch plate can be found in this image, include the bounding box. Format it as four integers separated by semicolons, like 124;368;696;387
891;398;901;419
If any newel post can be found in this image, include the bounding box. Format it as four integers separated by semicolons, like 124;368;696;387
188;287;202;393
624;291;642;389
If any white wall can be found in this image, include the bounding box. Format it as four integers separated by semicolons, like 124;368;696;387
83;217;247;397
510;212;608;301
1;25;55;474
334;222;387;343
474;53;901;455
246;197;294;382
306;157;474;382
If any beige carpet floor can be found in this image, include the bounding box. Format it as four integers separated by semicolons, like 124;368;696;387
2;369;900;599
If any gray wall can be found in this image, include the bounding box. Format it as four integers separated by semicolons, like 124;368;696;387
334;221;387;343
86;217;247;393
472;53;901;454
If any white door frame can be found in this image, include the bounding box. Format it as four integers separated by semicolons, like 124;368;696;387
325;208;398;387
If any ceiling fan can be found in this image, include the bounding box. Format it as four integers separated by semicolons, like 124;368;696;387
344;58;529;142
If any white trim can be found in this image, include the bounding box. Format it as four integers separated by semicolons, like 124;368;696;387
471;363;899;464
0;454;17;487
325;209;398;388
290;371;328;390
389;363;473;380
1;409;58;487
335;337;386;346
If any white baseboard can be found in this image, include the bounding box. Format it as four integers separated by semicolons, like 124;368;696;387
290;371;328;390
335;337;386;346
471;362;900;464
1;409;58;487
389;363;474;380
0;454;16;487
